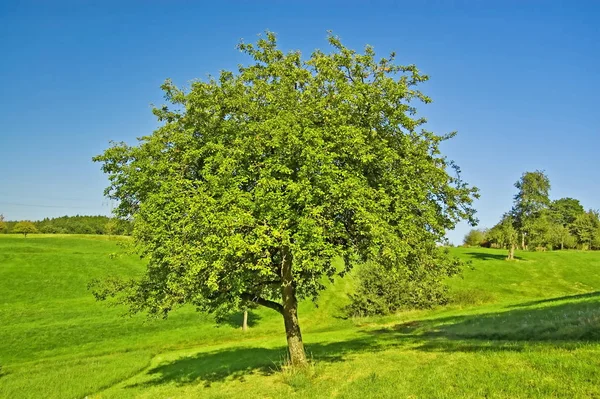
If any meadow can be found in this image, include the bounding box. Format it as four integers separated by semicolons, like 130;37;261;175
1;235;600;398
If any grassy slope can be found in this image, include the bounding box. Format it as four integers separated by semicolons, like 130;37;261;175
1;236;600;398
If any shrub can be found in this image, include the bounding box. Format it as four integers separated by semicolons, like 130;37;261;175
345;250;460;317
463;229;488;247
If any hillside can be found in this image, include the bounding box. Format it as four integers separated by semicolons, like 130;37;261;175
1;236;600;398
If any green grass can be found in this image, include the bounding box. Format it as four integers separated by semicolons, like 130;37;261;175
2;236;600;398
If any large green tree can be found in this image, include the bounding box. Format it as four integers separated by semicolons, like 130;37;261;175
92;32;478;366
0;214;5;233
511;170;551;249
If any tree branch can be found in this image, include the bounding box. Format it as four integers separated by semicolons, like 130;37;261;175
253;279;282;289
241;293;283;314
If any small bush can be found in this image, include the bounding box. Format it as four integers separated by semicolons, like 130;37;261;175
463;229;488;247
345;250;461;317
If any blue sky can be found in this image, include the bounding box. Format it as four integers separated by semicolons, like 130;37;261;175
1;0;598;244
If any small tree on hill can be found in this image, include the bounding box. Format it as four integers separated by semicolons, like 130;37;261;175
511;171;551;250
92;32;478;367
488;215;518;260
13;221;38;238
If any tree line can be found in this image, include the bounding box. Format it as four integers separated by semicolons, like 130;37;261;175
0;215;132;236
464;170;599;257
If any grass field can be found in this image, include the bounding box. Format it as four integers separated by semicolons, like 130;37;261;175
1;235;600;398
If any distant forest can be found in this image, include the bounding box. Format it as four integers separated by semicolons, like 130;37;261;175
0;215;132;235
464;170;600;252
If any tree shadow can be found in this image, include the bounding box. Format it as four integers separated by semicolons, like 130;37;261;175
464;251;523;261
377;296;600;344
414;339;527;353
220;310;262;329
126;293;600;390
127;347;278;389
505;291;600;309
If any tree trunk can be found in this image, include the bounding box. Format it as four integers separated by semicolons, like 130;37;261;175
521;232;525;250
242;310;248;332
280;247;307;367
507;244;515;260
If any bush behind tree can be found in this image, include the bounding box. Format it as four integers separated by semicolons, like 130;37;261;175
346;248;462;317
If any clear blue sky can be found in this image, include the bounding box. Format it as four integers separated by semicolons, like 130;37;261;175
1;0;598;244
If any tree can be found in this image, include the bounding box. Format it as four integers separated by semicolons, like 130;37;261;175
92;32;478;367
571;211;600;250
549;198;584;249
239;303;258;332
242;309;249;332
548;223;576;250
40;225;60;234
0;214;5;233
527;210;559;250
13;221;38;237
104;218;118;236
550;198;585;227
511;170;551;249
488;215;518;259
593;228;600;251
463;229;487;247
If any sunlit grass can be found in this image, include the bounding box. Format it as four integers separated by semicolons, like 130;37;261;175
2;237;600;398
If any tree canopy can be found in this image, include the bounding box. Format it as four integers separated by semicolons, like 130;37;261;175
511;170;551;249
487;214;518;259
13;221;38;237
550;198;584;227
571;210;600;250
92;32;478;366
